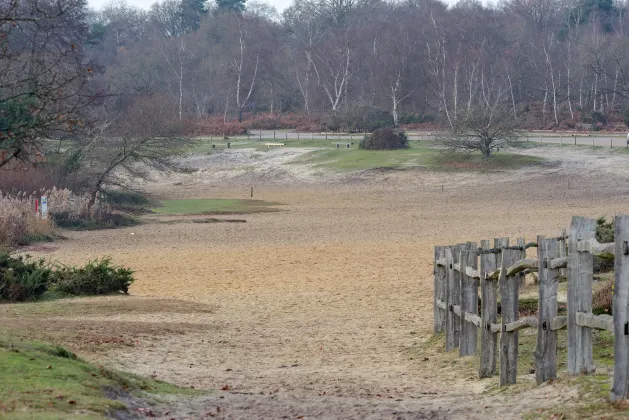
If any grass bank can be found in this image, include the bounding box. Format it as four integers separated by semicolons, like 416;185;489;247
0;337;198;419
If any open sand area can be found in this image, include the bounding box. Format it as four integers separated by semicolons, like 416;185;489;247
7;144;629;418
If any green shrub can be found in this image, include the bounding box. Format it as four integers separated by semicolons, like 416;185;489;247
596;216;614;243
0;254;134;302
595;216;614;273
54;258;134;295
0;253;54;302
359;128;409;150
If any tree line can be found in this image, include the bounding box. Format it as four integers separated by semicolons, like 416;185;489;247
86;0;629;129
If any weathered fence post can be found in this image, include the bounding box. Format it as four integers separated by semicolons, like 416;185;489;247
434;246;447;334
460;243;478;357
612;215;629;401
517;238;526;286
500;247;521;386
558;229;567;279
535;236;559;384
567;216;596;375
445;245;461;351
479;239;501;378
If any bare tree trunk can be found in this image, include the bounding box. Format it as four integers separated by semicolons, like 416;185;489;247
223;93;229;123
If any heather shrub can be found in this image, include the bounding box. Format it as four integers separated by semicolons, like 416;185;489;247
359;128;409;150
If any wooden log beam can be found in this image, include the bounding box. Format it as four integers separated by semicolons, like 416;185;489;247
490;322;501;333
453;262;461;271
550;257;567;269
436;299;447;310
550;316;568;331
452;305;462;316
577;239;615;259
505;316;538;332
464;312;482;328
576;312;614;332
506;258;539;277
436;258;447;267
466;267;481;279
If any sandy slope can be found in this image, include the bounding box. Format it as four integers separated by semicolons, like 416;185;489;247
15;145;629;418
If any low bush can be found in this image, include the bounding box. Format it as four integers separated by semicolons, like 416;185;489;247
0;254;54;302
0;253;134;302
54;257;134;295
359;128;409;150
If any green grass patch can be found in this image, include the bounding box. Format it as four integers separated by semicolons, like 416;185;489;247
291;143;546;172
0;338;198;419
152;198;281;215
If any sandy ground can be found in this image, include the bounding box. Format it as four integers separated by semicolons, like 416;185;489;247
11;145;629;418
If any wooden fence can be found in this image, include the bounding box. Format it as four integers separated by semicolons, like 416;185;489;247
433;215;629;401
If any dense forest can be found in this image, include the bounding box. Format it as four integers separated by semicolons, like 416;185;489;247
84;0;629;130
4;0;629;168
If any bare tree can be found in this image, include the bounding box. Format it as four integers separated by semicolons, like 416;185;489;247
306;31;352;112
444;105;521;158
72;95;191;212
231;17;260;123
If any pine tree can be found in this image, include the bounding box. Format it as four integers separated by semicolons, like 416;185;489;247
180;0;208;32
215;0;246;13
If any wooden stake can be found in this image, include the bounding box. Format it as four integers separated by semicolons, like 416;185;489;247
434;246;447;334
611;215;629;401
567;216;596;375
500;247;521;386
535;236;559;384
460;243;478;357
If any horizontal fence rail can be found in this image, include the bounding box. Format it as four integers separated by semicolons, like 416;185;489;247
433;215;629;400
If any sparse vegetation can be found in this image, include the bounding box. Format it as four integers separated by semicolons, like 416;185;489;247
152;198;281;215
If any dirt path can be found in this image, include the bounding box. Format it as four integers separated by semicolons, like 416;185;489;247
17;145;629;418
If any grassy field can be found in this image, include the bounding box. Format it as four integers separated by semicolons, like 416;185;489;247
0;338;196;419
189;137;546;172
152;198;281;215
290;144;546;172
